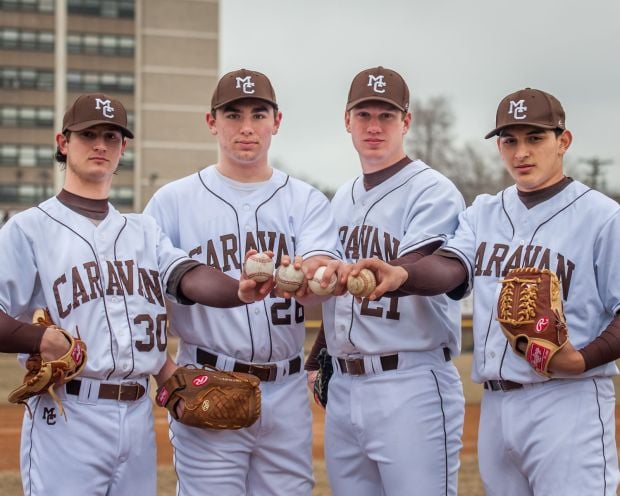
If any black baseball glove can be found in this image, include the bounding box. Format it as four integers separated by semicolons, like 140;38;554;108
313;348;333;408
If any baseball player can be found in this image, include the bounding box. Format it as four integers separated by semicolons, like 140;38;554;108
144;69;343;495
0;93;270;496
353;88;620;495
306;67;466;496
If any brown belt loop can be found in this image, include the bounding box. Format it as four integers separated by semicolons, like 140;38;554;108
337;354;400;375
66;380;146;401
196;348;301;382
483;379;524;392
338;347;450;376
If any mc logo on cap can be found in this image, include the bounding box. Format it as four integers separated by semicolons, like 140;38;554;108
94;98;115;119
235;76;256;95
508;99;527;120
367;74;387;94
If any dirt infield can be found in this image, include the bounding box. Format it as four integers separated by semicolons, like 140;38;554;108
0;346;618;495
0;401;482;495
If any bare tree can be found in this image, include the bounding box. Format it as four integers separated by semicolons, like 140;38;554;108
407;96;506;205
407;96;456;174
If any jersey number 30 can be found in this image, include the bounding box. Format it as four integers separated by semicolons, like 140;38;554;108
134;313;167;352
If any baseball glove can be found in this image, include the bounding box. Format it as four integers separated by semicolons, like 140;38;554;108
497;267;568;376
156;365;261;429
8;308;87;417
313;348;333;408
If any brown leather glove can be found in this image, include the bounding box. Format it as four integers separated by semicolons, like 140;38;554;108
497;267;568;376
156;365;261;429
8;309;87;417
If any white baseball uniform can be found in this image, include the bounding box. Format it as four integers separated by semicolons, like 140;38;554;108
0;196;191;496
144;165;342;496
322;159;466;496
442;179;620;495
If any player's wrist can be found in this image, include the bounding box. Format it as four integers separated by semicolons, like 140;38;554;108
395;266;409;289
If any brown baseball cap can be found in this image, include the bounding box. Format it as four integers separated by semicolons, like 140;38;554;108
346;66;410;112
62;93;133;138
211;69;277;110
485;88;565;139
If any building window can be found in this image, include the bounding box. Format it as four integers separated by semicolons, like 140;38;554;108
67;31;135;57
0;182;54;204
0;67;54;90
0;144;54;167
0;0;54;13
0;0;36;12
0;67;134;93
0;106;54;127
120;147;134;169
109;185;134;205
0;0;133;17
67;70;134;93
68;0;134;18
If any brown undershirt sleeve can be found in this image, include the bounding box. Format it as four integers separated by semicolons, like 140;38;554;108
170;262;245;308
305;322;327;372
386;251;428;297
397;254;468;297
578;312;620;371
0;311;45;354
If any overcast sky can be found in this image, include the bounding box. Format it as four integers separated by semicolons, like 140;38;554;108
220;0;620;193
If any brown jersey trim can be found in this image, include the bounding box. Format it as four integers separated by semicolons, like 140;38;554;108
517;176;573;209
363;156;413;191
57;189;109;220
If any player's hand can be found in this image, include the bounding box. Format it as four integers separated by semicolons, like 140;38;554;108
39;327;71;362
273;255;305;299
288;256;343;304
238;249;276;303
547;341;586;375
349;257;408;300
154;355;185;418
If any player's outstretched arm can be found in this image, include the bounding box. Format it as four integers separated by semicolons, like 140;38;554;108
351;254;468;301
349;258;408;300
177;250;274;307
0;310;49;354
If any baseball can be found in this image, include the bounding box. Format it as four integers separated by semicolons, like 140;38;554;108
275;264;305;292
307;266;337;296
244;252;275;282
347;268;377;298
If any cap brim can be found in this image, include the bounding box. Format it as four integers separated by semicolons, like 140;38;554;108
484;122;558;139
212;96;278;110
64;119;134;138
346;97;407;112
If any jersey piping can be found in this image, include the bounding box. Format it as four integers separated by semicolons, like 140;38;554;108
198;170;257;361
37;206;118;379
